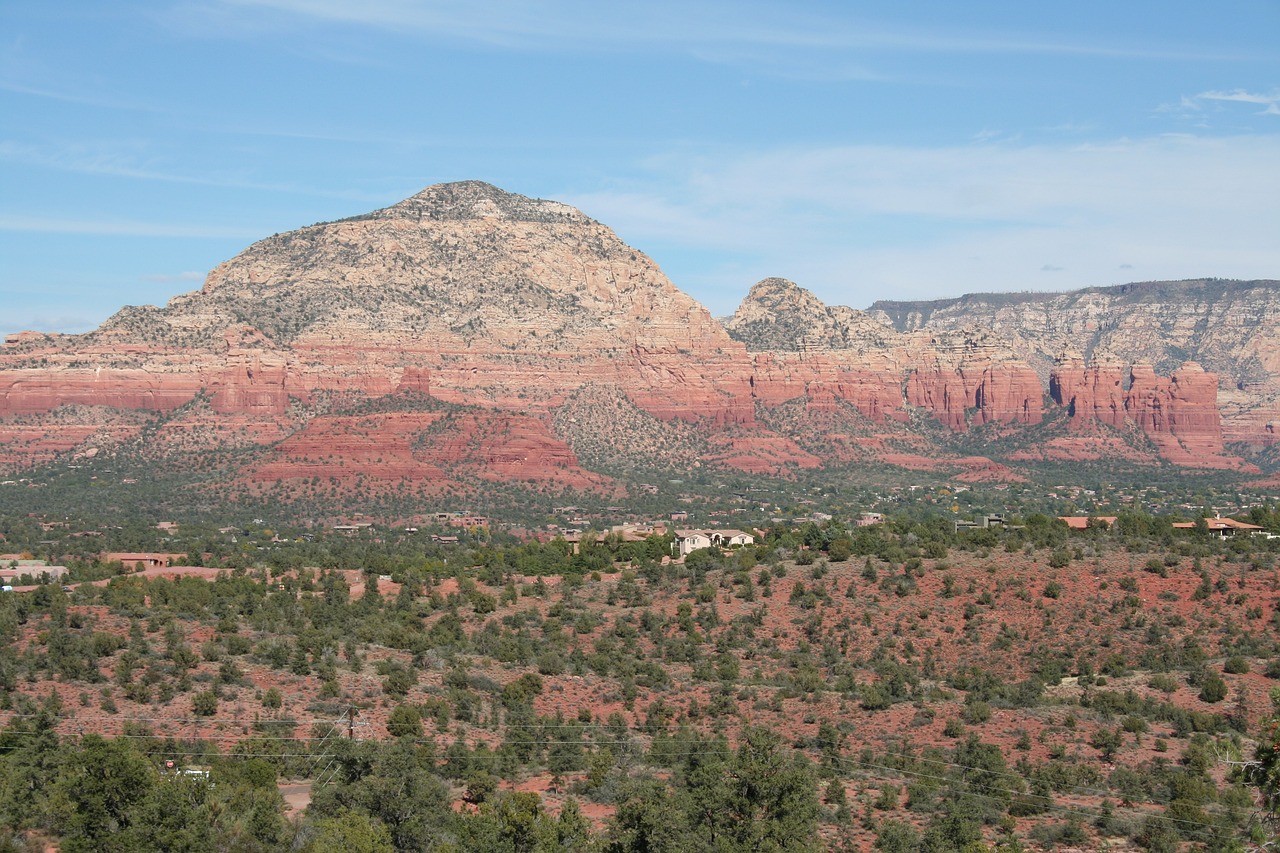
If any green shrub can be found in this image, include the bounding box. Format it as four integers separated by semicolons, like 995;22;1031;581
192;689;218;716
1223;656;1250;674
387;703;423;738
1198;673;1228;703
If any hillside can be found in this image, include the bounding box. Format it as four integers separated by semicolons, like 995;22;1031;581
0;183;1275;518
1;512;1277;850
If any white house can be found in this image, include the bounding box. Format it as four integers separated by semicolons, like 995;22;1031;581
673;530;713;556
711;530;755;548
673;529;755;556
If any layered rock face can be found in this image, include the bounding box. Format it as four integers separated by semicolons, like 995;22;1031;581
871;281;1280;452
1049;355;1237;467
2;182;755;424
0;183;763;487
1125;362;1230;466
246;409;611;492
900;332;1043;431
0;184;1265;486
729;279;1246;469
727;279;1042;432
1049;355;1129;428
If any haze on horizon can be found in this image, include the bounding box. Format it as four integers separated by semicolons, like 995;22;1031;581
1;1;1278;337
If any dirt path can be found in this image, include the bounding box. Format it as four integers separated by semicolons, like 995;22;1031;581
278;781;313;816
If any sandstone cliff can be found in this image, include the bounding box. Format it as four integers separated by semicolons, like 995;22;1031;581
1048;355;1238;468
870;281;1280;453
0;184;1268;491
0;182;761;490
725;278;1043;433
726;278;1246;468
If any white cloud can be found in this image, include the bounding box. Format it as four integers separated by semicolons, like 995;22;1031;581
1196;89;1280;115
1173;89;1280;118
141;271;207;283
187;0;1238;62
0;214;260;239
568;134;1280;311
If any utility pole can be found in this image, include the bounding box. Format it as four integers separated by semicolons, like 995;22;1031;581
348;706;357;740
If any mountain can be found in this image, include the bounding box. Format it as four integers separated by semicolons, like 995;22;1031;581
0;183;1272;507
868;280;1280;453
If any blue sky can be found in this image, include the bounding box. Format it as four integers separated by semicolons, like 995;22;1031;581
2;1;1278;336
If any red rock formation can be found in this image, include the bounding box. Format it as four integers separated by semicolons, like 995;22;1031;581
746;353;908;423
731;284;1041;432
248;410;611;492
700;432;823;476
1125;362;1241;467
209;350;289;415
396;366;432;396
975;364;1043;427
903;367;972;431
870;279;1280;455
418;412;612;490
0;186;1265;487
951;456;1028;483
1049;355;1127;428
1047;356;1251;469
0;367;202;415
1222;408;1279;449
904;363;1042;431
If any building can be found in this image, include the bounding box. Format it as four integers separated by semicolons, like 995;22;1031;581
672;529;755;557
0;560;68;584
1058;516;1118;530
711;530;755;548
1171;515;1265;539
104;552;183;570
954;514;1008;533
673;530;713;556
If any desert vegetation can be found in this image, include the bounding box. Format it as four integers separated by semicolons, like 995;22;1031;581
1;507;1280;850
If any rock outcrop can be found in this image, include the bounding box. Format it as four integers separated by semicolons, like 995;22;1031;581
1047;355;1240;467
1049;354;1128;428
0;183;1267;489
871;280;1280;454
727;280;1043;433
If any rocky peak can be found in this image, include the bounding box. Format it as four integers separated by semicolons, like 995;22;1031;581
369;180;593;225
724;278;892;352
738;277;828;317
0;183;1268;483
129;180;713;349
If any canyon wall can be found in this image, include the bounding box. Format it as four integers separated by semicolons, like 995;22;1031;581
0;184;1267;484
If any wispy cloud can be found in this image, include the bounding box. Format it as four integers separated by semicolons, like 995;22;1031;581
567;134;1280;311
0;140;378;201
0;80;159;112
141;271;207;283
183;0;1236;62
1195;88;1280;115
0;214;259;239
1169;88;1280;118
